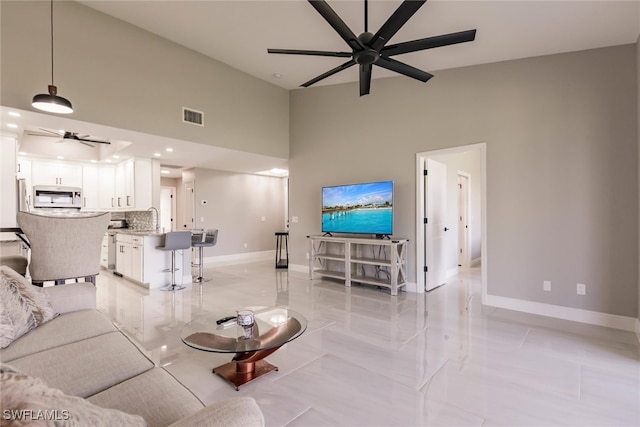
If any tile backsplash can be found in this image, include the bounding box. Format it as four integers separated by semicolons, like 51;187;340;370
125;210;154;230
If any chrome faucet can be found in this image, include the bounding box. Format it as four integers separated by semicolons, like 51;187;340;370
148;207;160;233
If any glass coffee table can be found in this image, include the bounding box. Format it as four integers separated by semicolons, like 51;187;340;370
181;306;307;390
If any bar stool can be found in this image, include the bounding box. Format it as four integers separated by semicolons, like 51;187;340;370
156;231;192;291
192;229;218;283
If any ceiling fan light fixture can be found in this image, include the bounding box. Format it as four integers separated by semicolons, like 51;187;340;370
32;0;73;114
32;85;73;114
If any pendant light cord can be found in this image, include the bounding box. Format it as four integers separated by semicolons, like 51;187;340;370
364;0;368;33
50;0;54;86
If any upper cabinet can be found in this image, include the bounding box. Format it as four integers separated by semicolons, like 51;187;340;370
16;156;156;212
32;160;82;187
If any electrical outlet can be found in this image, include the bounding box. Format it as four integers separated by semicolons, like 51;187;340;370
261;216;266;222
243;243;248;249
543;280;551;291
306;252;309;260
292;216;299;223
577;283;586;295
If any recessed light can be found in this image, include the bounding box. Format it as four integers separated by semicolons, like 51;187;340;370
90;160;97;163
113;155;120;159
7;123;18;128
273;73;283;79
8;112;20;117
105;159;112;163
57;156;64;160
270;168;288;175
18;151;27;155
165;148;173;152
153;153;161;157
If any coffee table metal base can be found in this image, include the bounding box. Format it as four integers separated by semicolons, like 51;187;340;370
213;360;278;390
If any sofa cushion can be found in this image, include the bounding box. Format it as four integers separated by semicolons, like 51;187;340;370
0;363;146;426
87;368;204;427
0;310;117;362
168;397;265;427
8;331;154;398
0;266;58;349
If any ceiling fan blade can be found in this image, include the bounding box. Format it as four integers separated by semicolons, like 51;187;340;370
268;48;352;58
77;140;96;148
382;29;477;56
360;64;372;96
26;128;63;137
369;0;426;51
26;131;59;137
301;59;356;87
375;57;433;82
77;137;111;145
308;0;364;51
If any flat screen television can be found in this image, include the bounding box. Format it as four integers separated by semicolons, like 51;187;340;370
322;180;393;236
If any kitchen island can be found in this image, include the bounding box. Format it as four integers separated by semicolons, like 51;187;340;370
102;230;192;289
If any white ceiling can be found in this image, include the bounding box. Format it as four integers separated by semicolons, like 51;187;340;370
78;0;640;91
6;1;640;177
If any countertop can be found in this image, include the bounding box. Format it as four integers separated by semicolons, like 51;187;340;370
109;229;163;236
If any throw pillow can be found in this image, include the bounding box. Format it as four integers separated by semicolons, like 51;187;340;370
0;363;147;426
0;266;58;349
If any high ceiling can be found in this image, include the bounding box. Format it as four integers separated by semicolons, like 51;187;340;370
7;1;640;177
78;0;640;91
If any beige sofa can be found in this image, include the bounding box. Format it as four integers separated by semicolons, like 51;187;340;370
0;277;264;426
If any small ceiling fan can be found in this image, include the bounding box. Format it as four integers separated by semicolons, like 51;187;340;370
268;0;477;96
26;128;111;147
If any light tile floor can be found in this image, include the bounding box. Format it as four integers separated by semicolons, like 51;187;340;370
95;261;640;427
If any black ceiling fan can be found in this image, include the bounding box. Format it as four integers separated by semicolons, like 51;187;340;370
268;0;476;96
26;128;111;147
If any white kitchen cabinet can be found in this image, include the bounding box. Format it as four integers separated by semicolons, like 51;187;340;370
100;234;109;269
82;166;99;210
97;166;116;209
32;160;82;187
115;159;135;209
116;233;144;282
1;135;18;228
114;232;190;289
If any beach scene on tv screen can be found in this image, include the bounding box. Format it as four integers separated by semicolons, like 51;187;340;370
322;181;393;234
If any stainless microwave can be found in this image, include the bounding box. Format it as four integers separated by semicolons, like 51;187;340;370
33;186;82;209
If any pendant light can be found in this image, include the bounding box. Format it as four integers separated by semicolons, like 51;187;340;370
32;0;73;114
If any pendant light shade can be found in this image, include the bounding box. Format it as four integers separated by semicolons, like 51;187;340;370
32;85;73;114
32;0;73;114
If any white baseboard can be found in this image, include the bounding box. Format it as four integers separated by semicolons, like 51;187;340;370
485;294;638;332
636;319;640;343
447;267;459;278
470;257;481;267
288;263;308;273
203;250;275;267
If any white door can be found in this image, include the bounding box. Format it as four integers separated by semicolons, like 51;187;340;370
425;158;448;291
160;186;175;232
183;182;195;230
458;174;470;268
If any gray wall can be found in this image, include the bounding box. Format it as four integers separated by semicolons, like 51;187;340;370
192;169;286;257
289;45;638;318
0;0;289;159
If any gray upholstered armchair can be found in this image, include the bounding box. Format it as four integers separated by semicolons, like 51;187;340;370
17;211;110;286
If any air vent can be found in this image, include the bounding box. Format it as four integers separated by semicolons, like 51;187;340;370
182;107;204;126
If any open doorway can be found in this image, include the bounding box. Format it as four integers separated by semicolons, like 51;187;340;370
415;143;487;301
160;186;176;233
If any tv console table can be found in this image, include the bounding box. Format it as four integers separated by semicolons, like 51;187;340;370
307;235;408;296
